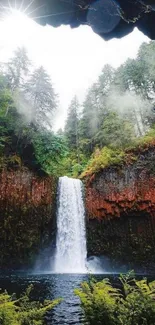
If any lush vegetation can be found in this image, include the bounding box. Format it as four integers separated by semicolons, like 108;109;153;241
0;47;67;175
80;127;155;178
1;41;155;178
62;41;155;177
0;285;61;325
1;42;155;178
75;271;155;325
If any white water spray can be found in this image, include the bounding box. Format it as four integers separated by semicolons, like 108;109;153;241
54;176;87;273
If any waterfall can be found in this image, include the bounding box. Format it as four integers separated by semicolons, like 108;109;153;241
54;176;87;273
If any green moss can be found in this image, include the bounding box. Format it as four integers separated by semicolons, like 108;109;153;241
81;128;155;178
81;147;125;178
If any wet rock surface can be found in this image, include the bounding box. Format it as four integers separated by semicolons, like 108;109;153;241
85;146;155;271
0;168;57;269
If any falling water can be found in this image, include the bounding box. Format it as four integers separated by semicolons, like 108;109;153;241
54;176;87;273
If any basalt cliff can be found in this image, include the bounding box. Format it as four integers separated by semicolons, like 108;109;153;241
85;144;155;271
0;168;57;269
1;144;155;271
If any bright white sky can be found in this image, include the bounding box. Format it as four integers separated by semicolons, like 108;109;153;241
0;10;149;130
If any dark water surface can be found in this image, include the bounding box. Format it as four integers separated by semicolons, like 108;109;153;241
0;273;96;324
0;272;152;325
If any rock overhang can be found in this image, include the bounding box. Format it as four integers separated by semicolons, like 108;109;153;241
1;0;155;40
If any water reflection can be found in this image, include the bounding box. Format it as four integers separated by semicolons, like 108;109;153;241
0;272;151;324
0;273;88;325
48;274;87;325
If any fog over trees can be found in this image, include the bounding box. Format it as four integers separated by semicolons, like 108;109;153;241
0;41;155;177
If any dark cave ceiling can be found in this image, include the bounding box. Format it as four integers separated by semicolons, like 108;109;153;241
1;0;155;40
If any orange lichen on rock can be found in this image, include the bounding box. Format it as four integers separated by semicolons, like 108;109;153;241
0;168;54;208
85;156;155;220
86;176;155;220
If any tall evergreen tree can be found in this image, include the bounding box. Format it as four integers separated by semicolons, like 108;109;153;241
24;66;57;128
79;66;115;155
95;111;135;148
97;64;116;125
5;47;30;92
80;84;99;139
64;96;79;160
98;64;115;96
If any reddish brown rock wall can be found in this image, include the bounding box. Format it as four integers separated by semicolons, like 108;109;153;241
0;169;54;208
0;168;57;269
86;172;155;220
85;147;155;271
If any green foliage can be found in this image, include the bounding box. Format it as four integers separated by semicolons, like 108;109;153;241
5;47;31;91
81;147;125;177
24;66;57;128
1;42;155;178
95;112;135;148
79;83;100;144
33;131;68;175
134;127;155;147
75;278;120;325
63;40;155;177
56;149;88;177
75;272;155;325
0;48;66;176
80;125;155;177
0;99;67;175
64;96;79;151
71;163;83;178
0;285;61;325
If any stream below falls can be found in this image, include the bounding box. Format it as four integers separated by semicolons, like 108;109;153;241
0;272;153;325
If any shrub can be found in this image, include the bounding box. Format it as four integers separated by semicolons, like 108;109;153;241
75;271;155;325
81;147;125;178
0;284;61;325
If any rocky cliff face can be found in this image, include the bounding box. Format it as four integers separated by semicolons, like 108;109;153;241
85;146;155;271
0;168;57;269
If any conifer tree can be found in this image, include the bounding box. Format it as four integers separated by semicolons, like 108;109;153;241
64;96;80;161
24;66;57;128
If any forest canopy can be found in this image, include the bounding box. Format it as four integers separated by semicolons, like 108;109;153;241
0;41;155;177
63;41;155;177
0;47;67;175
